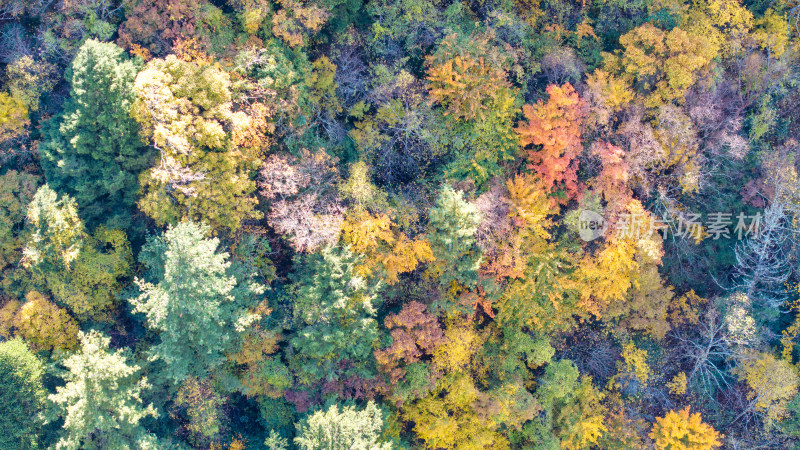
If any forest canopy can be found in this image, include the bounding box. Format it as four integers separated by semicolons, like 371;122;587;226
1;0;800;448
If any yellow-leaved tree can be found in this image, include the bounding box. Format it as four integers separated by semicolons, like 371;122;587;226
342;212;434;284
650;407;721;450
733;351;800;427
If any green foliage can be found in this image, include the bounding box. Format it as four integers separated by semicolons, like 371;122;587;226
23;186;133;321
49;226;133;321
425;185;483;304
294;401;392;450
22;185;84;273
48;330;157;450
131;221;265;383
3;0;800;447
427;33;522;188
38;39;150;229
0;338;46;449
520;360;607;449
0;169;38;293
288;246;381;383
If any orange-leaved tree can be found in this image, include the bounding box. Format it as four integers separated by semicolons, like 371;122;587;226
515;83;586;204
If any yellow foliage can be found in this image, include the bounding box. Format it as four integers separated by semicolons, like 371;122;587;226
228;439;247;450
650;407;721;450
426;37;518;122
780;298;800;361
576;235;639;318
0;299;20;338
669;290;708;326
403;374;510;449
433;320;482;373
606;217;674;338
381;235;434;284
681;0;754;57
506;174;555;240
14;291;79;352
753;9;791;58
561;376;608;450
667;372;688;396
242;7;268;34
603;24;717;108
620;342;651;384
343;212;434;284
734;351;800;426
271;0;329;48
342;213;395;255
308;56;342;113
0;92;29;143
585;69;634;113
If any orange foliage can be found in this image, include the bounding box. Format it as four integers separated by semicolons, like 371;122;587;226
427;55;515;122
515;84;587;203
591;142;632;216
342;212;434;284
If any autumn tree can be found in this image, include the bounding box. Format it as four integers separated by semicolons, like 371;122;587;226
733;351;800;427
133;55;268;232
342;211;434;284
604;202;674;338
601;23;718;108
494;234;582;334
4;55;57;113
0;91;30;154
48;330;158;449
515;83;586;203
271;0;330;48
23;186;133;321
259;151;344;252
22;185;84;274
520;360;607;449
426;33;517;123
426;33;521;187
38;39;151;229
11;290;79;352
650;407;721;450
402;373;511;449
487;175;583;334
373;301;445;399
131;221;265;383
118;0;209;57
0;338;46;449
230;317;292;399
590;142;632;216
0;169;37;293
171;377;229;447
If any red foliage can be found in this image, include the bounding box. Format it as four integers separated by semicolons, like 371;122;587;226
374;302;445;383
117;0;206;57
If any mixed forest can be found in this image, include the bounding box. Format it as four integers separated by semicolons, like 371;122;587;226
2;0;800;448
